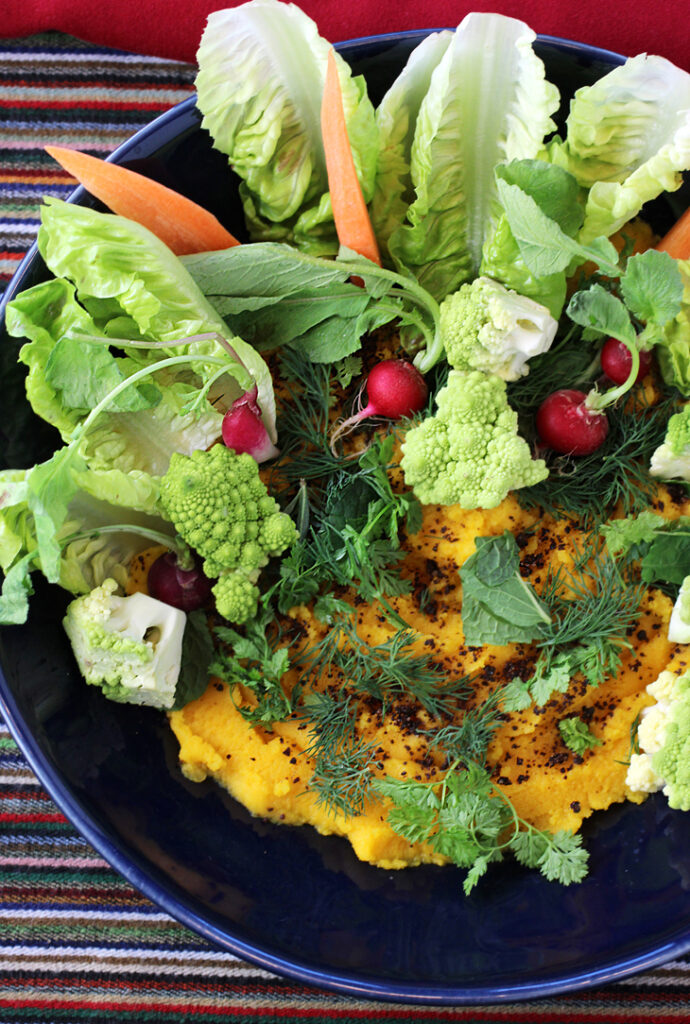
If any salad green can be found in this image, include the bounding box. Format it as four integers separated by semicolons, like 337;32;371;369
3;1;690;892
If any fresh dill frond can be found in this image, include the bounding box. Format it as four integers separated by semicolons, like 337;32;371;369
296;614;469;718
423;689;505;765
298;690;380;817
536;537;646;687
518;390;681;522
507;324;599;416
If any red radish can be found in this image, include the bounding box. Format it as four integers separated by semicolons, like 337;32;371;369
222;386;279;463
329;359;428;453
601;337;653;385
148;551;212;611
536;389;609;456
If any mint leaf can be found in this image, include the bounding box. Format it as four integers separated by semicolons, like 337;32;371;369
172;610;214;710
621;249;684;327
642;529;690;585
460;532;552;646
495;159;583;237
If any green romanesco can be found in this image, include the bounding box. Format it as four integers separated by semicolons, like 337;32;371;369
650;403;690;481
63;577;186;709
158;444;297;623
626;668;690;811
400;370;548;508
440;276;557;381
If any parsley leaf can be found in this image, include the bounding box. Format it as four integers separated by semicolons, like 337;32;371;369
558;716;603;755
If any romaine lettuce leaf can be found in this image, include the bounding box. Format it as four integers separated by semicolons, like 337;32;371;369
0;463;175;624
369;30;453;262
386;12;559;302
548;55;690;243
195;0;378;255
31;198;276;441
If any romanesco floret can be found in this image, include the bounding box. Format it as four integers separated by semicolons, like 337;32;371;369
626;668;690;810
212;569;260;623
63;577;186;709
400;370;548;508
650;403;690;481
440;276;558;381
158;444;297;623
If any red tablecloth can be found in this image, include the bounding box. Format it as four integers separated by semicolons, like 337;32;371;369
2;0;690;70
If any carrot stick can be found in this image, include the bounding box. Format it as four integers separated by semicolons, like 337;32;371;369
655;206;690;261
45;145;240;256
321;49;381;266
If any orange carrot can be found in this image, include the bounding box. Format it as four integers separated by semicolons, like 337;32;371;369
655;206;690;261
320;49;381;266
45;145;240;256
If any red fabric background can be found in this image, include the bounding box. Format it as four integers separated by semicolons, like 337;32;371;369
2;0;690;70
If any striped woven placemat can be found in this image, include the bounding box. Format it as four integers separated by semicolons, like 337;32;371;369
1;30;690;1022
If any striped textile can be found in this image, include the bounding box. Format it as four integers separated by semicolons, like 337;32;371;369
1;30;690;1022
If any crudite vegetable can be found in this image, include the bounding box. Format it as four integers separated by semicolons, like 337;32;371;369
5;0;690;894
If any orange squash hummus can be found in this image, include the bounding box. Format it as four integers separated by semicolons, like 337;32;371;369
167;491;687;869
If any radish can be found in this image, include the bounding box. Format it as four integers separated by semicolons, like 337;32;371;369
536;389;609;456
329;359;428;453
148;550;213;611
601;337;653;386
222;385;279;463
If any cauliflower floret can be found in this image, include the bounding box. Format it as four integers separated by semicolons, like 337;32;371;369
159;444;297;624
650;403;690;481
626;668;690;811
626;753;664;794
669;575;690;643
440;276;558;381
63;578;186;709
400;370;548;508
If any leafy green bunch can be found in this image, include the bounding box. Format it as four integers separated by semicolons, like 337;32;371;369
377;761;589;894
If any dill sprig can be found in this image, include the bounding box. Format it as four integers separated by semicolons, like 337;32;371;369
423;689;506;765
299;690;381;817
503;534;646;709
507;323;599;416
296;614;470;718
293;614;481;816
537;537;646;679
517;390;681;522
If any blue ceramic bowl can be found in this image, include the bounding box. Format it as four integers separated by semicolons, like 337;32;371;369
2;30;690;1006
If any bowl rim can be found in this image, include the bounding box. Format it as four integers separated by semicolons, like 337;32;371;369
2;28;689;1007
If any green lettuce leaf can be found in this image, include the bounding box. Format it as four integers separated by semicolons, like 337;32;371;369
369;30;453;262
195;0;378;255
386;12;559;301
30;197;276;441
0;462;175;624
548;54;690;243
